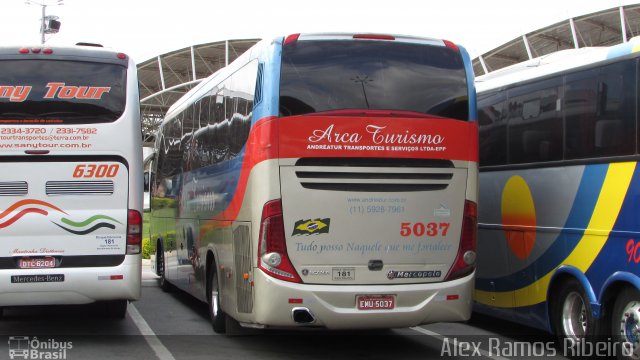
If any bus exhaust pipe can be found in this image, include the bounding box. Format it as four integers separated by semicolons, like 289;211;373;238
292;307;316;324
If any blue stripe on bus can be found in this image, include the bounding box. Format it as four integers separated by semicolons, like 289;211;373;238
476;164;609;292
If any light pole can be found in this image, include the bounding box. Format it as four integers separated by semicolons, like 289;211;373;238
24;0;64;44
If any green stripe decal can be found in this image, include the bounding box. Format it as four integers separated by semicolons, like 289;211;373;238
60;215;122;228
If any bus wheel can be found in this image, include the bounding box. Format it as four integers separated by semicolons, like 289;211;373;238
207;264;227;334
106;300;127;319
157;244;172;292
612;287;640;359
553;279;594;344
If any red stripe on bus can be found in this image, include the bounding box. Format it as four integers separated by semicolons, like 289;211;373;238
204;115;478;228
0;208;48;228
278;115;478;162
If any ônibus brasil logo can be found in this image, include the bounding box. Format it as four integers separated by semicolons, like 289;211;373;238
0;199;121;235
8;336;72;360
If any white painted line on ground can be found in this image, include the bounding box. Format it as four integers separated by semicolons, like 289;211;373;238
128;303;176;360
410;326;511;360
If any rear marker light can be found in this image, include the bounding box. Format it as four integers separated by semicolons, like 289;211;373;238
284;34;300;45
18;47;53;55
446;295;460;301
98;275;124;280
288;298;303;304
117;53;127;60
443;40;459;52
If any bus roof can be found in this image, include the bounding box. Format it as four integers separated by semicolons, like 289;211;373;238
475;36;640;93
0;45;130;64
163;32;469;122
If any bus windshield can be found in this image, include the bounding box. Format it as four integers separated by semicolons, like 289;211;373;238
0;60;127;124
279;40;468;120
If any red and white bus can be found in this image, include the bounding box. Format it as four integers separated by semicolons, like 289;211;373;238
151;33;478;332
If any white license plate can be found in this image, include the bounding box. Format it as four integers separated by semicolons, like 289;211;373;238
356;295;395;310
18;257;55;269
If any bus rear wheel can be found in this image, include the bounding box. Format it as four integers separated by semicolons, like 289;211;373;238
553;279;596;345
207;263;227;334
157;244;172;292
611;287;640;360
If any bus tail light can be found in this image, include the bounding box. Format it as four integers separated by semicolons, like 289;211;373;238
258;199;302;283
126;210;142;255
353;34;395;41
444;200;477;281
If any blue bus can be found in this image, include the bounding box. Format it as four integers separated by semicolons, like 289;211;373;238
475;38;640;359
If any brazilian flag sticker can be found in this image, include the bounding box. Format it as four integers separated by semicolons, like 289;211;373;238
292;218;331;236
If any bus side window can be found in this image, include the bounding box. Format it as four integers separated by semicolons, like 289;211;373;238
594;61;635;156
507;80;562;164
478;91;507;166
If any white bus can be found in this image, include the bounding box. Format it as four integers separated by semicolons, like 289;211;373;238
151;33;478;333
0;44;143;318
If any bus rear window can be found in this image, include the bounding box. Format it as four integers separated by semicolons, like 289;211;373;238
279;40;469;120
0;60;126;124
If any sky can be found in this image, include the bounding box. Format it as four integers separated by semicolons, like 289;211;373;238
1;0;637;63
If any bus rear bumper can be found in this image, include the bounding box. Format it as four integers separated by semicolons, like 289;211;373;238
250;270;474;329
0;255;141;306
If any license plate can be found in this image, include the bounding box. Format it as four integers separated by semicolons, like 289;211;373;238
356;295;395;310
18;257;55;269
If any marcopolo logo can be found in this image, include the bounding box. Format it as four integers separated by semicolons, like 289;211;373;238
8;336;72;360
387;270;442;280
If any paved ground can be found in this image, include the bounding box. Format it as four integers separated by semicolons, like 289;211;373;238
0;261;569;360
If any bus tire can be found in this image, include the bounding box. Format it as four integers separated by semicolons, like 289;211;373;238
611;287;640;360
106;300;127;319
207;263;227;334
552;278;597;346
157;243;172;292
